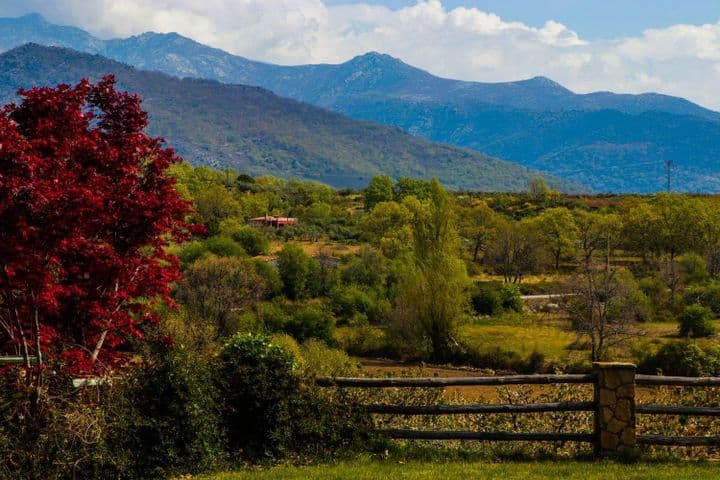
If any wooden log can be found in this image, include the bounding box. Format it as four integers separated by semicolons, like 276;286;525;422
637;405;720;416
316;374;596;388
368;401;594;415
378;429;594;442
635;375;720;387
637;435;720;446
0;355;38;366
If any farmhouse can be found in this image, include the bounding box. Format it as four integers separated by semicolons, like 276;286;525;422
249;215;298;229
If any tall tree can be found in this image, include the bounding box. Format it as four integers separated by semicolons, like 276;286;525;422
533;207;578;271
0;76;192;384
391;180;469;361
565;267;643;361
485;218;540;283
457;200;497;263
364;175;395;211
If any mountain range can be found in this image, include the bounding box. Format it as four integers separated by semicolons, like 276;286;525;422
0;44;571;192
2;13;720;192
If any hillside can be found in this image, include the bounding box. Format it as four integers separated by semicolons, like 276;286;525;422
0;44;574;192
1;14;719;192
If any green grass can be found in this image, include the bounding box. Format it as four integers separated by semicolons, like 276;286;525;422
460;313;577;362
197;459;718;480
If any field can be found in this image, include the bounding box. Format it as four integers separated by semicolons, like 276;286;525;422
198;459;719;480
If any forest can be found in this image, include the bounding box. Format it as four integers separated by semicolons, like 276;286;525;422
166;164;720;376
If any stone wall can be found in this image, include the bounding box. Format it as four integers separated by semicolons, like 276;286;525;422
593;362;636;455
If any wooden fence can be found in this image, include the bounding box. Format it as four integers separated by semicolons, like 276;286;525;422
318;362;720;455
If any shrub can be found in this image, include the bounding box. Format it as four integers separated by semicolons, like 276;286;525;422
178;240;210;266
287;305;337;344
106;348;227;478
683;281;720;315
179;236;247;265
471;284;502;316
230;226;270;256
458;344;546;374
679;252;709;284
277;243;315;299
263;303;336;344
678;303;715;338
217;333;371;460
204;235;247;258
218;332;299;459
330;284;374;320
299;339;360;377
254;259;283;298
638;341;713;376
499;283;523;312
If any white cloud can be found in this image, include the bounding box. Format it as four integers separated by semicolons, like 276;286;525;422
2;0;720;109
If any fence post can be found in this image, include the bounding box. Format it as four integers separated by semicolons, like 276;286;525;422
593;362;637;456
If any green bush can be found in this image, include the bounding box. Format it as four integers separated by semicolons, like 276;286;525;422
471;284;502;316
277;243;315;299
179;236;247;266
499;284;523;312
287;305;337;344
106;348;228;478
230;226;270;256
218;332;299;459
254;259;283;298
330;284;374;320
678;303;715;338
217;333;371;460
638;341;714;376
204;235;247;258
263;303;336;345
683;281;720;315
679;252;709;284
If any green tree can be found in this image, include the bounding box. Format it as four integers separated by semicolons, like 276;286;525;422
533;207;578;271
485;217;540;283
527;175;550;200
566;267;643;361
651;194;707;300
678;304;715;338
364;175;395;210
174;256;267;340
573;211;623;271
391;179;469;361
457;200;497;262
192;183;242;235
277;243;316;300
395;177;432;201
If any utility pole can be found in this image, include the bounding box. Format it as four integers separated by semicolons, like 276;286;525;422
665;159;674;192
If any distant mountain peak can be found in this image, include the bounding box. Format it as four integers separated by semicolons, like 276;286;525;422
517;75;573;94
16;13;47;24
346;51;405;68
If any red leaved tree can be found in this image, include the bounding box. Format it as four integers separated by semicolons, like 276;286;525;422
0;76;193;385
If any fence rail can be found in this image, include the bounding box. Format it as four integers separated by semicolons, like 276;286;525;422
317;362;720;455
368;401;594;415
316;374;595;388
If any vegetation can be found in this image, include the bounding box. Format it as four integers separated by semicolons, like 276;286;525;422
5;78;720;478
197;460;720;480
0;44;574;192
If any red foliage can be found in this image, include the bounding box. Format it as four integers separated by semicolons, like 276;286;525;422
0;76;192;375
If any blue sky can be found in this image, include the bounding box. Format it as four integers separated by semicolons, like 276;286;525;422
3;0;720;108
325;0;720;39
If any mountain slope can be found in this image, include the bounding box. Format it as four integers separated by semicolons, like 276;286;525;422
2;14;720;192
0;44;574;192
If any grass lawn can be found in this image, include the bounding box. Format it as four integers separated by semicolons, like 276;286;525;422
197;459;718;480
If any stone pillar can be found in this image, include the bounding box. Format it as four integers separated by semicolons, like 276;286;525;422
593;362;636;456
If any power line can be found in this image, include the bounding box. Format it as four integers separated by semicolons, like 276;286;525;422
665;159;674;192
